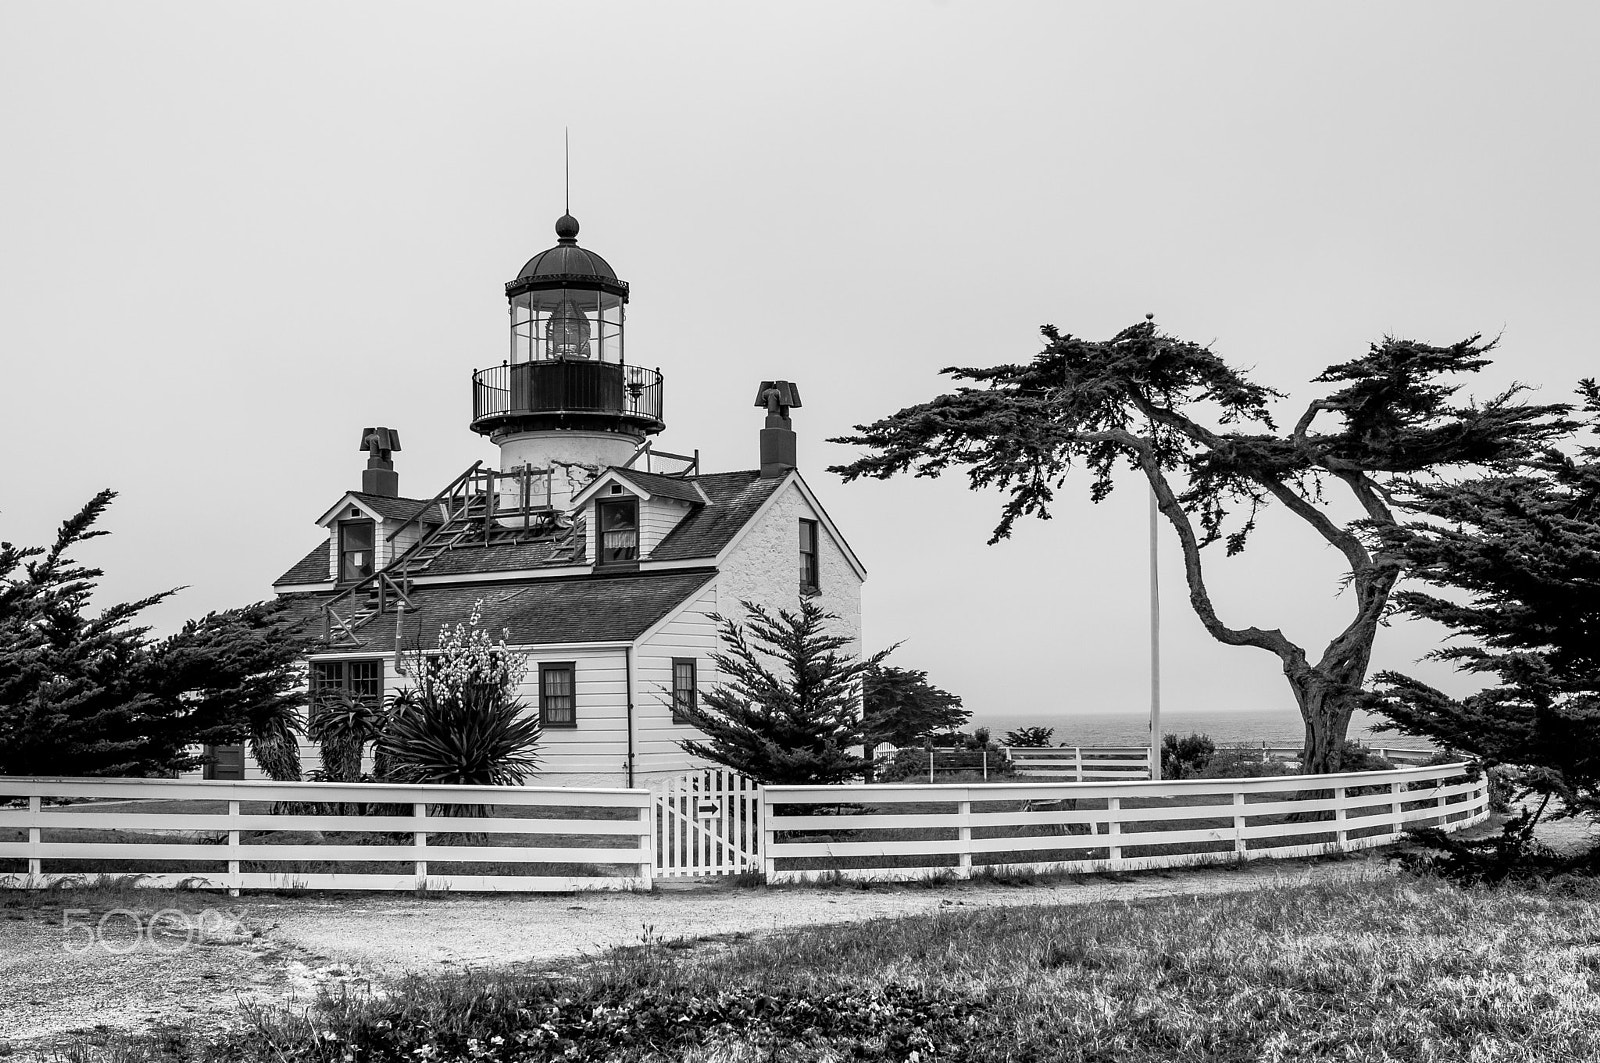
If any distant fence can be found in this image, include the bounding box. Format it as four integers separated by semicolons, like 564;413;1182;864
1002;744;1439;780
1003;746;1151;781
0;777;652;893
761;761;1487;884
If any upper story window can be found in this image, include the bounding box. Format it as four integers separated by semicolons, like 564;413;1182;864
799;518;820;593
671;658;697;724
339;520;375;583
597;497;639;564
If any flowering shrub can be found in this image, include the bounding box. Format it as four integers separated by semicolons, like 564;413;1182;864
377;604;541;789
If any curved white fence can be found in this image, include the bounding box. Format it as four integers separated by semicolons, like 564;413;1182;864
761;761;1487;884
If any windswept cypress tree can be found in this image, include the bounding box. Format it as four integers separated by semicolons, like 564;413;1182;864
678;598;888;785
832;323;1574;772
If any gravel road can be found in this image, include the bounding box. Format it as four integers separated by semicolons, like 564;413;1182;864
0;854;1402;1054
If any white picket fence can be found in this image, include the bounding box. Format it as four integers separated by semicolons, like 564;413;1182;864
651;769;761;877
0;777;653;893
761;761;1488;884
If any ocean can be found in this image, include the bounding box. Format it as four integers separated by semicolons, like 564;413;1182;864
972;707;1397;749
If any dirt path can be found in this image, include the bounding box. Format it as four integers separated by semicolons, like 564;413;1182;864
1;853;1400;1054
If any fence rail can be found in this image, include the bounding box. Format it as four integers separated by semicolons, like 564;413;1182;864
761;762;1487;884
0;777;652;894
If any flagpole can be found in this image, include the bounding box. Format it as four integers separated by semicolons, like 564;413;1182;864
1149;483;1162;780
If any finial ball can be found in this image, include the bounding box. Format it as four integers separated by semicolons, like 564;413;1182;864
555;213;580;240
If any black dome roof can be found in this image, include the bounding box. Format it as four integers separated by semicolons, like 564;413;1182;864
515;214;620;284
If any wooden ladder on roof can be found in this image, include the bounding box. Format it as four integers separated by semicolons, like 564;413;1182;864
321;461;578;647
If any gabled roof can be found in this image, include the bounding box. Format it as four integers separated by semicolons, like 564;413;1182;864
571;467;708;508
281;569;718;653
650;471;783;561
611;469;708;504
315;492;444;528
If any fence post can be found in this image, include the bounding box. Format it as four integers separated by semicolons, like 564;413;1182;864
1106;796;1121;866
1074;747;1084;783
1233;792;1247;856
1390;780;1405;839
928;750;934;784
227;800;241;898
762;790;778;884
1435;782;1449;827
413;802;428;892
638;795;654;888
982;751;988;781
1335;785;1348;847
957;798;973;878
27;795;41;883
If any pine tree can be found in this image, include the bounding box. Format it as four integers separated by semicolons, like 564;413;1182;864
0;492;309;777
1370;380;1600;863
0;491;176;776
678;598;888;785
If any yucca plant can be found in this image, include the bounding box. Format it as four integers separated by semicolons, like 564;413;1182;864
378;683;542;788
375;605;542;817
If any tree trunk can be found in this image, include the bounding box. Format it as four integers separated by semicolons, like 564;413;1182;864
1290;668;1360;774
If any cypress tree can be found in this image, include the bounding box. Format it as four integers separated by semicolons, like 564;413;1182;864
1370;380;1600;865
678;598;888;785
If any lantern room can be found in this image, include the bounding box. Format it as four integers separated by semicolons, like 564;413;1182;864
471;213;665;446
507;213;627;364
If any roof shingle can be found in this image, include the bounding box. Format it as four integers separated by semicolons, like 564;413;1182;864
282;570;718;653
650;471;782;561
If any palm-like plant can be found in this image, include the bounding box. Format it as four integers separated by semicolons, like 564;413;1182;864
373;605;542;810
306;689;383;782
377;682;541;788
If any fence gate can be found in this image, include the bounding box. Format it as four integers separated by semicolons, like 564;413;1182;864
652;769;761;877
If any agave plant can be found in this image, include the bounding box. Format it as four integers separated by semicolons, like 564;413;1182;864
306;688;384;783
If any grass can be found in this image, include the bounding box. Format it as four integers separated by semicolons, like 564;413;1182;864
51;871;1600;1062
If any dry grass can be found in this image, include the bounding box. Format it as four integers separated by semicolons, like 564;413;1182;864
54;872;1600;1062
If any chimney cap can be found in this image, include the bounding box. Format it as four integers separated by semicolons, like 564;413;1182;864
359;427;402;453
754;381;802;414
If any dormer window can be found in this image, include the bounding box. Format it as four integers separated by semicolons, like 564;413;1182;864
338;519;375;583
597;497;639;564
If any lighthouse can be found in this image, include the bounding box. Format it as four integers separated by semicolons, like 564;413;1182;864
470;213;665;512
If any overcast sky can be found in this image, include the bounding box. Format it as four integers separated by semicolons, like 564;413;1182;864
3;2;1596;728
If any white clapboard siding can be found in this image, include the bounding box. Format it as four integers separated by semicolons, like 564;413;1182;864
0;777;653;893
761;762;1489;884
651;769;760;876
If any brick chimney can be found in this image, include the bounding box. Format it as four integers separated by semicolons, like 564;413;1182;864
359;426;401;497
754;381;801;478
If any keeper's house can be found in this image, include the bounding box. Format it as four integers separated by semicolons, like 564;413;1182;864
254;214;865;788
